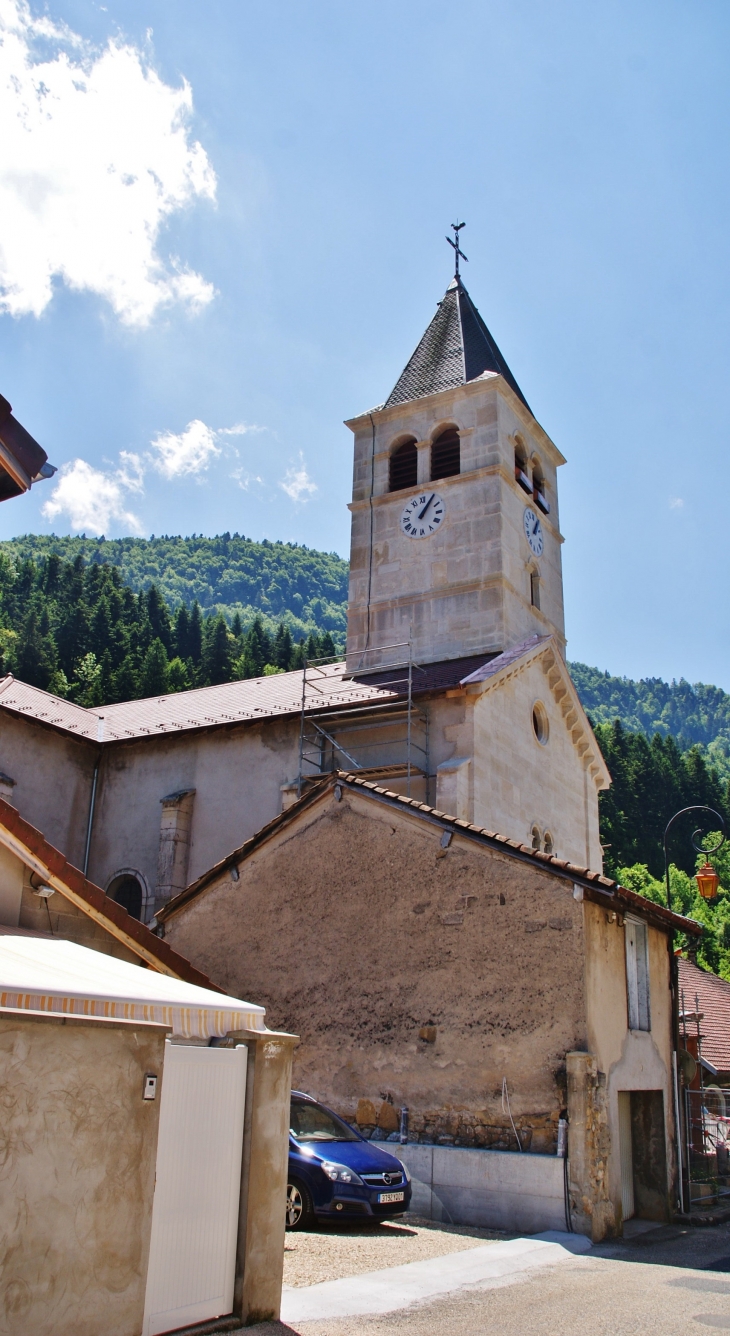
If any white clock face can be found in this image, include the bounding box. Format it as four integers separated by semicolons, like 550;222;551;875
400;492;445;539
523;508;544;556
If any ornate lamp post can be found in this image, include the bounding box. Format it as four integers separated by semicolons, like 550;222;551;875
663;806;726;914
663;805;725;1215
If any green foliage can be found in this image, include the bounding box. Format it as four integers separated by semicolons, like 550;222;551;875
594;720;729;879
571;661;730;783
615;847;730;982
1;533;349;642
0;547;343;706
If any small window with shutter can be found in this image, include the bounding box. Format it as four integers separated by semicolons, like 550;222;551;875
625;917;651;1031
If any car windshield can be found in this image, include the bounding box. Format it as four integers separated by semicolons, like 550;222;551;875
290;1099;360;1143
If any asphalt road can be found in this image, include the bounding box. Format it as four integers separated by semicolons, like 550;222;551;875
240;1220;730;1336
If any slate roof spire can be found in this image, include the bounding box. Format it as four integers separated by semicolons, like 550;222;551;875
383;277;531;413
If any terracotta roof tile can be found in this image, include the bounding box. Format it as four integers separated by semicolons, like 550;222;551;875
678;957;730;1073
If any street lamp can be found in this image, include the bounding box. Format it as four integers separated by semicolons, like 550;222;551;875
663;806;726;914
663;806;725;1217
0;393;56;503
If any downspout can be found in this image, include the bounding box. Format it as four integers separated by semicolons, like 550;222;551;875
83;759;99;877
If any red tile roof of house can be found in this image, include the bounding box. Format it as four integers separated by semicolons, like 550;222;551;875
678;956;730;1074
0;795;223;990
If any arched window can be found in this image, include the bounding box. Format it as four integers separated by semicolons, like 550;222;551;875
532;459;550;514
530;569;541;610
389;438;418;492
515;437;531;494
531;825;542;850
431;427;460;481
543;832;554;856
107;873;143;921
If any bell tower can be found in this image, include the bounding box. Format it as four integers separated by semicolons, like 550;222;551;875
345;250;566;673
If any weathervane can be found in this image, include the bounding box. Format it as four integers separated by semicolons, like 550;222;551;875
446;221;468;278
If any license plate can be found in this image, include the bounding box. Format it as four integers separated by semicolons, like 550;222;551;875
378;1190;405;1203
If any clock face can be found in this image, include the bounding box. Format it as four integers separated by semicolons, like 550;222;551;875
400;492;445;539
523;508;544;556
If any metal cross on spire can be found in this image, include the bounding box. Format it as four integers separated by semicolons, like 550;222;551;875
446;221;468;278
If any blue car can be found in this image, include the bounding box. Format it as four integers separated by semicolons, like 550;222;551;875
287;1090;412;1229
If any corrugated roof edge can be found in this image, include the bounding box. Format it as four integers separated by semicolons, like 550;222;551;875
158;772;701;938
0;795;225;990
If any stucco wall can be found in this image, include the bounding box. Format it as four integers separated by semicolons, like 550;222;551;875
583;900;675;1225
87;716;300;903
164;787;587;1147
17;870;139;962
0;1010;166;1336
0;846;23;927
0;712;95;869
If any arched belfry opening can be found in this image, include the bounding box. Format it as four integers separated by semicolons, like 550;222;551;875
389;438;418;492
431;427;460;481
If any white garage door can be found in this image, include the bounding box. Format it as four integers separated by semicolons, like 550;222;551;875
143;1042;248;1336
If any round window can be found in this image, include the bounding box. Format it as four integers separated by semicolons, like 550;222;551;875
532;702;549;745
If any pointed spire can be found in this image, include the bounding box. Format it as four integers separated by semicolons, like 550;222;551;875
383;278;531;413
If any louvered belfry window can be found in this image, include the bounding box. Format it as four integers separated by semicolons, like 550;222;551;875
389;439;418;492
431;427;460;480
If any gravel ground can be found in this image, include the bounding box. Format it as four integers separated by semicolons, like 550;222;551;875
282;1215;508;1288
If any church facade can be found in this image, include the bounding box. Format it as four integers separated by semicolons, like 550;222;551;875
0;268;608;923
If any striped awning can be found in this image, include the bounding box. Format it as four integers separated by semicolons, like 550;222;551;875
0;935;265;1040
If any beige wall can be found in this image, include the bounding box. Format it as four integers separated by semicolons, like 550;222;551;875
0;846;23;927
164;787;587;1151
0;712;96;868
583;900;675;1226
17;868;139;962
346;378;566;671
0;1010;166;1336
87;716;301;905
470;658;603;869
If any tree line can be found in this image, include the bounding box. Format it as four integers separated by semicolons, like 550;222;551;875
0;551;338;706
1;531;349;641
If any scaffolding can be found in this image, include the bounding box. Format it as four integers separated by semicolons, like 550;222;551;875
681;987;730;1212
297;641;429;798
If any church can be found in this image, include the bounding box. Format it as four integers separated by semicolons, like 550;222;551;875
0;249;696;1238
0;255;608;920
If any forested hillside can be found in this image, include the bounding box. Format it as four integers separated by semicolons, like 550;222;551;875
0;547;337;705
1;533;348;642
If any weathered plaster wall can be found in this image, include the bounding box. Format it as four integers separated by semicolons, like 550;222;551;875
0;1011;166;1336
165;788;587;1149
0;712;95;869
17;870;139;962
87;715;301;907
583;901;675;1228
0;846;23;927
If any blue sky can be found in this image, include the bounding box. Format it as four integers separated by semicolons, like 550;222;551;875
1;1;729;687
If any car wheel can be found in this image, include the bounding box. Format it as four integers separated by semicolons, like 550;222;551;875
286;1180;313;1231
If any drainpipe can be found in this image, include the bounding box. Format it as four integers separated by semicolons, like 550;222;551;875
83;762;99;877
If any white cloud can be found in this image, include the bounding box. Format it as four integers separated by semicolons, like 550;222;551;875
150;419;220;479
41;456;144;534
0;0;216;326
279;456;317;503
669;497;684;510
217;422;266;438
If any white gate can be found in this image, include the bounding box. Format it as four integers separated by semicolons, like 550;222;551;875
143;1042;248;1336
618;1090;635;1222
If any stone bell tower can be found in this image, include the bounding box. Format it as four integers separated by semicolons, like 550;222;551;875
345;260;567;673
